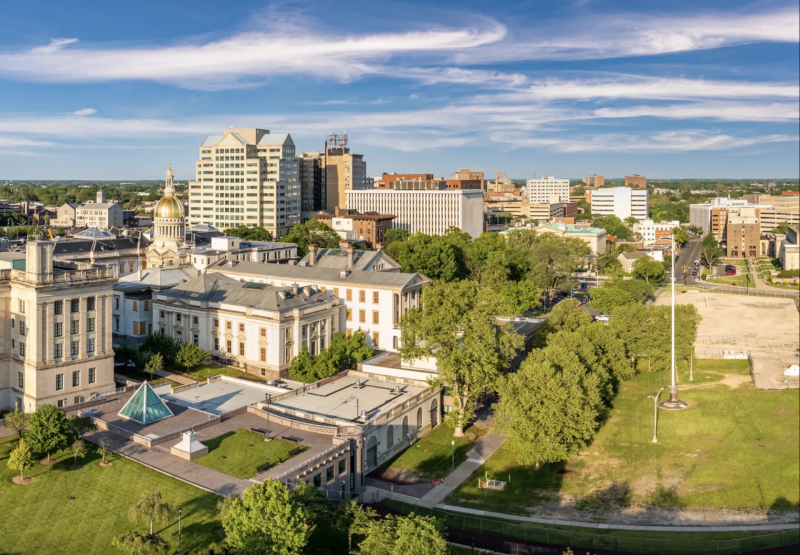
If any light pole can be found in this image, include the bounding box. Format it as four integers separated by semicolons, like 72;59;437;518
264;393;271;441
178;507;182;555
660;234;688;410
451;440;455;470
648;388;664;443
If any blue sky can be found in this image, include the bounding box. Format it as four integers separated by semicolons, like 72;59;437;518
0;0;797;180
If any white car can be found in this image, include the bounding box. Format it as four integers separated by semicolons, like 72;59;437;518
595;314;610;323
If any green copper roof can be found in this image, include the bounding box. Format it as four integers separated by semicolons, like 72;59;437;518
118;382;173;424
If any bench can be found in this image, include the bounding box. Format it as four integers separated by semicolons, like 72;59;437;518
255;447;305;473
281;435;304;444
251;427;270;436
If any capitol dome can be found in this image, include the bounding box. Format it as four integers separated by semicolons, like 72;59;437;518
155;195;184;219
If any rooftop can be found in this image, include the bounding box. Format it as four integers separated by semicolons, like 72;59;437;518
298;249;400;272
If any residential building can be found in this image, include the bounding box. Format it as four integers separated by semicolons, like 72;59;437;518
0;242;117;412
625;174;647;189
323;134;372;211
526;176;570;203
346;186;484;238
312;208;396;247
52;231;149;278
632;219;680;245
585;174;605;189
617;251;663;273
152;273;345;379
689;198;774;240
51;193;123;230
187;128;301;237
207;259;430;352
726;211;761;258
298;151;325;220
299;243;401;273
591;187;648;221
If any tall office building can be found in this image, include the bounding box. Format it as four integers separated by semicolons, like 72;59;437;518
625;174;647;189
526;176;570;203
591;187;648;221
323;134;372;211
298;151;325;221
585;174;605;189
188;128;300;237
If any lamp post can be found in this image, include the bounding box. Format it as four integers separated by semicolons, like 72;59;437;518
660;234;688;410
264;393;271;441
451;440;455;470
647;388;664;443
178;507;182;555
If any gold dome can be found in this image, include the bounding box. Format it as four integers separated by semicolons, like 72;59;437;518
154;196;184;219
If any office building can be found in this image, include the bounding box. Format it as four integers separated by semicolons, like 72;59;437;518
526;176;569;203
726;210;761;259
51;191;124;230
312;208;395;247
625;174;647;189
585;174;605;189
323;134;372;211
0;242;117;412
591;187;648;221
346;185;484;238
689;198;774;241
187;128;300;237
633;219;680;245
298;151;325;220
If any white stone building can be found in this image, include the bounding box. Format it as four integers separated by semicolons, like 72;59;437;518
591;187;648;221
633;219;680;245
526;176;570;203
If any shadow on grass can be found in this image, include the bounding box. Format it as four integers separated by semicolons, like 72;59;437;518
202;431;236;454
575;482;632;512
768;496;800;520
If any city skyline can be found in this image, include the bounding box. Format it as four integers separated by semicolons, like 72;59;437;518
0;0;798;180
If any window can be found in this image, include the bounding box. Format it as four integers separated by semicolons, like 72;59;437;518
359;310;365;323
115;317;120;331
346;309;352;322
55;322;63;337
87;318;95;332
359;290;366;303
239;323;245;333
193;316;199;326
373;291;379;304
226;321;232;331
346;289;352;301
19;299;25;313
260;347;266;362
87;338;95;354
393;336;399;350
338;459;346;474
19;342;25;357
346;328;353;339
193;334;199;345
373;332;379;347
372;312;379;325
387;425;394;448
313;473;322;487
226;340;232;354
239;342;245;356
19;321;25;336
55;343;63;358
133;301;138;311
10;319;13;329
326;466;334;482
260;328;266;338
213;319;219;329
55;300;63;315
143;301;150;312
176;313;182;323
71;299;79;313
87;296;95;311
18;372;23;389
56;374;64;391
160;310;166;319
88;367;96;384
71;320;79;335
214;337;220;351
72;371;80;387
333;288;339;297
71;341;79;357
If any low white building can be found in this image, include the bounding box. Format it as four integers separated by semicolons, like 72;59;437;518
185;235;297;271
633;219;680;245
591;187;648;221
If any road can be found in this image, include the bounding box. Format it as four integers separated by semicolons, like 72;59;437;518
673;237;703;285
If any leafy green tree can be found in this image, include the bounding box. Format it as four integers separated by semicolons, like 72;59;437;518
114;344;139;366
141;331;179;363
289;331;375;383
538;301;593;342
223;225;272;241
3;409;30;441
772;221;791;234
289;481;331;527
357;513;448;555
589;279;652;314
383;228;409;245
112;531;170;555
632;255;667;286
528;233;591;308
129;491;177;535
223;480;310;555
288;346;315;383
283;220;340;256
386;232;463;281
67;415;97;442
71;439;86;467
624;216;638;226
336;501;378;553
8;437;34;479
175;342;210;373
595;215;631;240
673;227;690;245
400;281;524;436
26;404;70;462
499;280;540;315
144;352;164;381
700;233;724;267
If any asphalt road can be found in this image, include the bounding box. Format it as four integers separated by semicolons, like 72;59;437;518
673;237;703;285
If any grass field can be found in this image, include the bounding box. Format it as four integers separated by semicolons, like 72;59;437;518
176;364;268;383
0;437;221;555
383;423;490;480
195;428;307;479
450;359;799;516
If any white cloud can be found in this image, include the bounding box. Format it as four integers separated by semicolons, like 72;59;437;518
72;108;97;116
0;136;54;148
594;102;800;123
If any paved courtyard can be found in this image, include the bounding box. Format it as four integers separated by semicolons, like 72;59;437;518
163;380;271;415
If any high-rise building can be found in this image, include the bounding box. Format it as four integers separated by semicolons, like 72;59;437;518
323;134;372;211
689;198;777;240
188;128;300;237
526;176;570;203
298;151;325;221
625;174;647;189
585;174;605;189
591;187;648;221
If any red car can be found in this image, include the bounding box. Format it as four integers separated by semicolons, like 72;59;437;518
726;270;736;276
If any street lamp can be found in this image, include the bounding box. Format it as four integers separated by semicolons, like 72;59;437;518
451;440;455;470
178;507;182;555
647;389;664;443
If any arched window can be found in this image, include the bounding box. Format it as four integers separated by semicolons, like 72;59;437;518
430;399;439;427
416;407;423;429
402;416;409;439
387;426;394;449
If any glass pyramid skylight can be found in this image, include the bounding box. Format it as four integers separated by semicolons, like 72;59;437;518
118;382;174;424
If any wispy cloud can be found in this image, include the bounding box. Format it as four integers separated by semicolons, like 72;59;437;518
72;108;97;116
594;102;799;123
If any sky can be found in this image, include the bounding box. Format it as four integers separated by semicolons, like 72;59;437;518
0;0;798;180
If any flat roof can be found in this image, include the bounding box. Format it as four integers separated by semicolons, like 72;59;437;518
273;376;426;422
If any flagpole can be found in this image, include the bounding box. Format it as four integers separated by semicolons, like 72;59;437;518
660;232;688;410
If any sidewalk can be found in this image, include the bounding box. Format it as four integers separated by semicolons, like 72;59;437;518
154;369;195;386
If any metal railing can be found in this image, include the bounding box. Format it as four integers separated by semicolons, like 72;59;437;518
381;499;800;555
272;440;349;482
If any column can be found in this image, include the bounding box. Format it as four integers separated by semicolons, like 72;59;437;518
79;296;88;358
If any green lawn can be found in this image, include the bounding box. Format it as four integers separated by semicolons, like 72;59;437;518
449;360;799;516
707;274;753;287
195;429;307;479
113;365;169;386
384;423;490;480
0;437;221;555
176;364;268;383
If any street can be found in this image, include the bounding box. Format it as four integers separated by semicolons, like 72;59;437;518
674;237;703;285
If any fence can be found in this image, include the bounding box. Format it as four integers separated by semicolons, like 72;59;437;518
381;499;800;555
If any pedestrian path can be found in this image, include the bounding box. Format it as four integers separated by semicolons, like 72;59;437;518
153;369;195;385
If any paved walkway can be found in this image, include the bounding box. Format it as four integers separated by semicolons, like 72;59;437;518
154;370;195;386
84;430;250;497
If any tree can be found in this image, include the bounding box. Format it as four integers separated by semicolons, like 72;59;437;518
175;342;210;373
67;415;97;442
112;532;170;555
129;492;177;535
223;225;272;242
283;220;341;257
595;215;631;240
98;438;111;465
337;501;378;553
624;216;638;226
288;331;375;383
400;281;524;436
26;404;70;462
383;228;409;246
114;344;139;367
288;346;317;383
632;255;666;286
289;481;331;527
700;233;724;267
222;480;310;555
528;233;591;308
71;439;86;468
538;301;593;343
141;331;179;364
3;409;30;441
673;227;690;245
589;279;652;314
498;280;540;315
8;437;34;479
385;232;463;281
357;513;448;555
144;352;164;381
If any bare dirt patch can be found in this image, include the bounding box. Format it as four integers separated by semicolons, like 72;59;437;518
12;476;36;486
39;458;58;466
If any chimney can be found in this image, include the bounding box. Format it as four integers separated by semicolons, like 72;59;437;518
375;242;383;252
291;283;299;295
345;245;355;269
339;240;350;249
308;243;318;266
